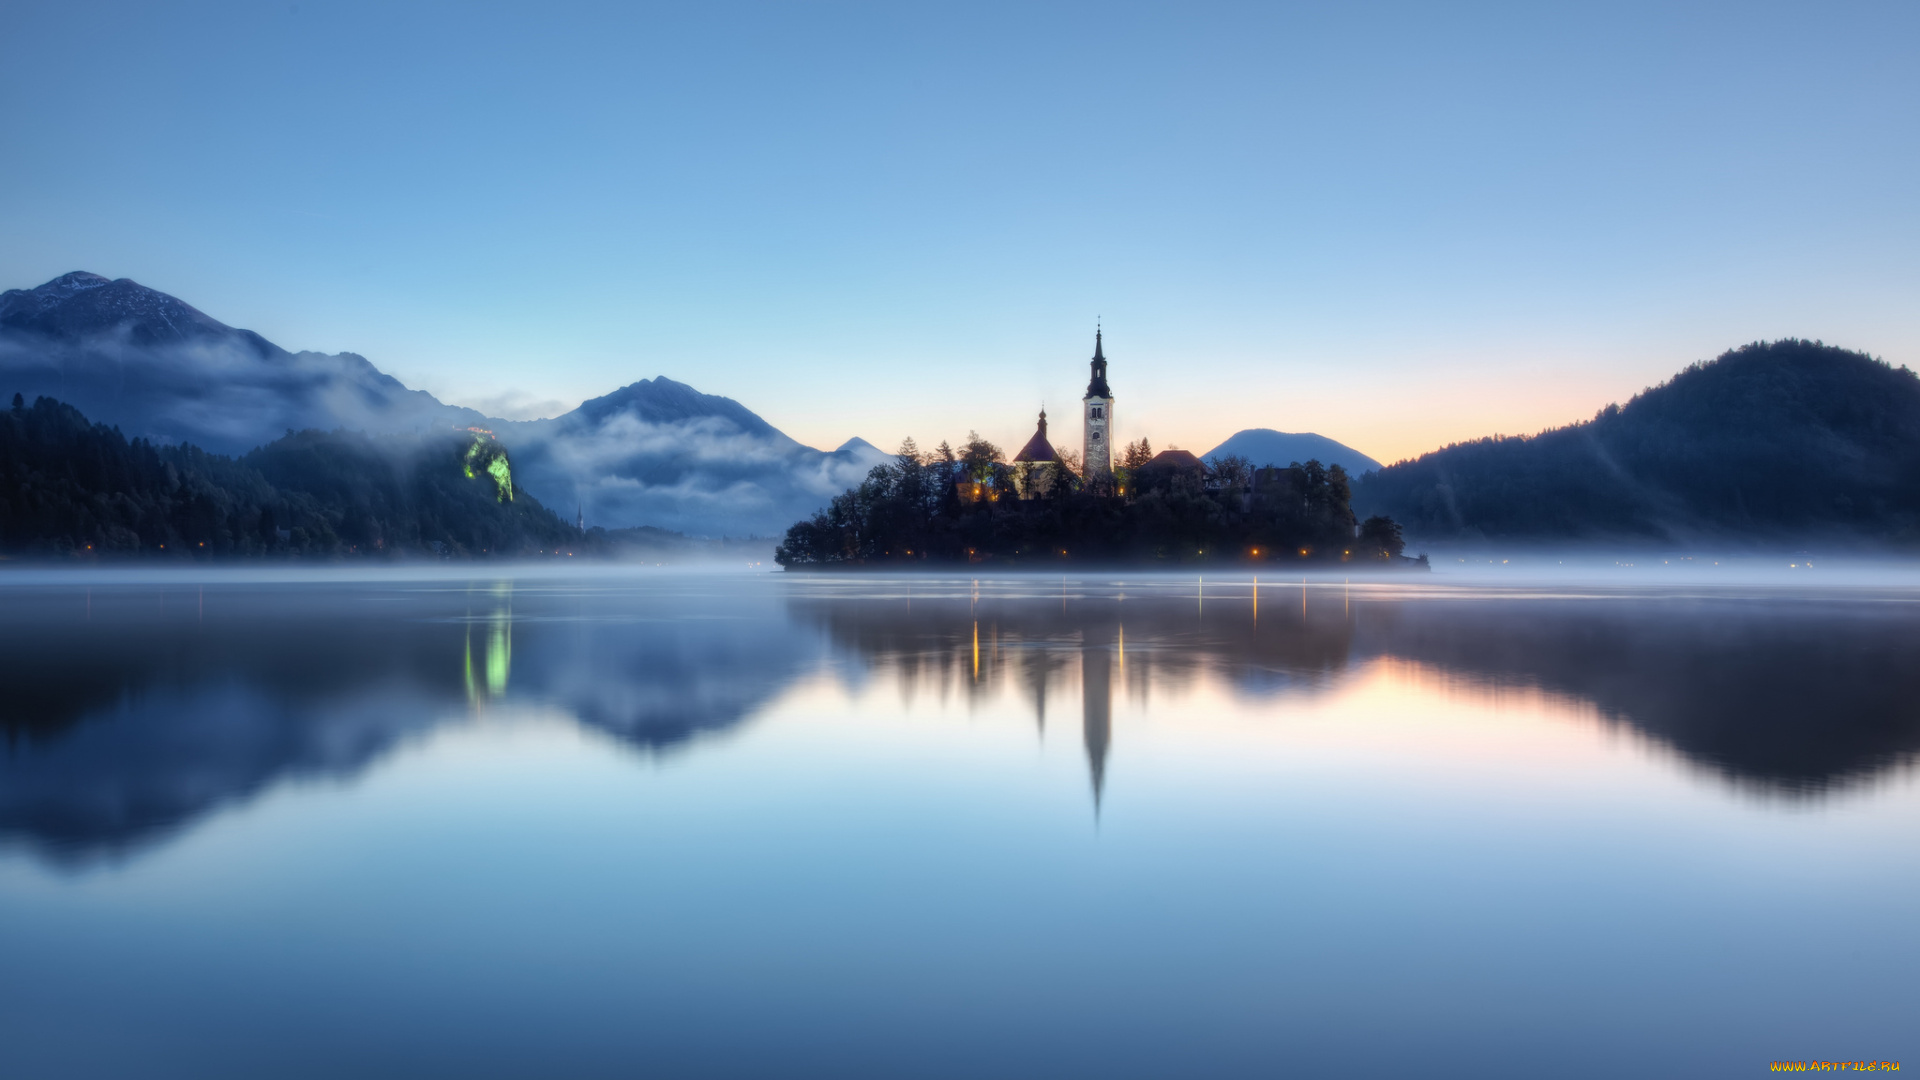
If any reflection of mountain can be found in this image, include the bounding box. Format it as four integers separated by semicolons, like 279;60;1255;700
0;589;465;864
504;588;824;753
0;582;822;864
1351;595;1920;793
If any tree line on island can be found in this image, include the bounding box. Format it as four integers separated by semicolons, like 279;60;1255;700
774;432;1414;569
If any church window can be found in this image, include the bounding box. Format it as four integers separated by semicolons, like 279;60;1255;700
1091;407;1104;419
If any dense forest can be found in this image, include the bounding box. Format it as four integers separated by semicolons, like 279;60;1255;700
0;394;582;558
775;434;1414;568
1354;340;1920;545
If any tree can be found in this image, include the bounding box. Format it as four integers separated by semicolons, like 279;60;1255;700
1116;438;1155;496
1207;455;1250;490
961;431;1002;481
1358;515;1405;559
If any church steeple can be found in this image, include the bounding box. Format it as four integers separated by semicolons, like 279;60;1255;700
1082;325;1113;480
1085;328;1111;398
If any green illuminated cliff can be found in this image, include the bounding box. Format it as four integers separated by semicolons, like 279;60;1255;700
463;433;513;502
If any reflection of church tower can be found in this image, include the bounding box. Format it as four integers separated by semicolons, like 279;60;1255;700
1029;656;1047;737
1082;629;1113;812
1083;328;1113;481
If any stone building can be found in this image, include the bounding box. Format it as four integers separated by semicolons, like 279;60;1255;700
1082;329;1114;481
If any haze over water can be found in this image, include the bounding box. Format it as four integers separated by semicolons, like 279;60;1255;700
1;568;1915;1077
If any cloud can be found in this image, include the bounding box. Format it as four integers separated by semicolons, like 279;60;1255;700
0;331;480;453
510;406;880;536
453;390;575;422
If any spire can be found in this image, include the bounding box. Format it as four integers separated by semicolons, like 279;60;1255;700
1084;325;1111;399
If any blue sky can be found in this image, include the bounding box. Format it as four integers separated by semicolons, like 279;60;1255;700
3;1;1914;462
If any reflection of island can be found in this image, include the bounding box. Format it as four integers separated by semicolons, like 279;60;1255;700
792;578;1920;800
0;582;822;865
788;580;1361;809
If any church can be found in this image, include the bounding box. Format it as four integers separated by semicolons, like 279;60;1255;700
1008;329;1115;495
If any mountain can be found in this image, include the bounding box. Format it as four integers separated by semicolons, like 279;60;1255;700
0;272;879;536
834;436;888;462
0;272;486;453
1201;429;1382;475
498;377;887;536
1353;340;1920;544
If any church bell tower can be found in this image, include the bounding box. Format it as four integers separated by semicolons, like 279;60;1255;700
1082;327;1113;481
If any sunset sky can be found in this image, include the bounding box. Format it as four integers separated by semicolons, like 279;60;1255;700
3;1;1914;464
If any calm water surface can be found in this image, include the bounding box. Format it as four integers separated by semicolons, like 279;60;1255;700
1;569;1915;1078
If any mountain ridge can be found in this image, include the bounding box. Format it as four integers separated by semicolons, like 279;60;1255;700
0;272;880;535
1352;340;1920;544
1200;428;1381;475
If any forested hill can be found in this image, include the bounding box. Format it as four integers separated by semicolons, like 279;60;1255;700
0;395;581;558
1353;340;1920;544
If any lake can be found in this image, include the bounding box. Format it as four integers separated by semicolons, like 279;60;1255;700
1;567;1915;1078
